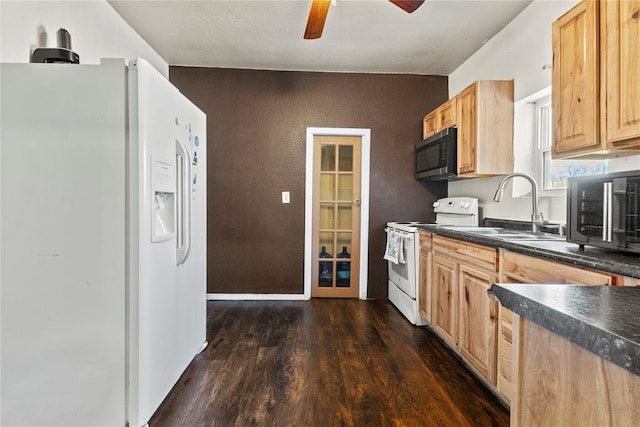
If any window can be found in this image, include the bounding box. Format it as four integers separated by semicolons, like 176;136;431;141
533;95;607;191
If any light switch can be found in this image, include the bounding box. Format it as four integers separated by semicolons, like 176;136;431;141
282;191;290;204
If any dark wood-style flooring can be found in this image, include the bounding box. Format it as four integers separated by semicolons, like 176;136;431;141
150;299;509;426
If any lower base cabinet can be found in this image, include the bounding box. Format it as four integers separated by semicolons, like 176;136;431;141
511;318;640;426
458;265;498;383
496;250;614;404
431;254;459;348
419;234;618;409
496;304;515;401
430;236;499;385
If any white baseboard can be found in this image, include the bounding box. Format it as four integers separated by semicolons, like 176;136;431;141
207;293;309;301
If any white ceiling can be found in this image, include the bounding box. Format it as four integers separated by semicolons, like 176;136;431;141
108;0;532;75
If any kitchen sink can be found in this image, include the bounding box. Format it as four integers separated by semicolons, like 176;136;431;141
492;233;565;241
441;226;565;241
442;227;505;234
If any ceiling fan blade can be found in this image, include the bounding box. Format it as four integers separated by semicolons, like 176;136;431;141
304;0;331;39
389;0;425;14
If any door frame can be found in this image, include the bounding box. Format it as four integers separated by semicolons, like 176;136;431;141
304;127;370;299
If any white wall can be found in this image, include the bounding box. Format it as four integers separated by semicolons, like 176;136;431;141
447;0;578;224
0;0;168;77
448;0;579;100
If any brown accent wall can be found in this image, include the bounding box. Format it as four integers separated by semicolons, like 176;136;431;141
169;67;447;298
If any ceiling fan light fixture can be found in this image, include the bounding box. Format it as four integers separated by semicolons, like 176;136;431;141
303;0;425;40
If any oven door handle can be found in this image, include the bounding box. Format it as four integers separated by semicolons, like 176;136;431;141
384;228;415;240
603;182;613;242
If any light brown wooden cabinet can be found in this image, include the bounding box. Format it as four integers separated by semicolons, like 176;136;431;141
496;249;614;404
418;231;433;323
496;303;515;403
511;317;640;426
422;97;457;139
420;232;631;408
552;0;640;158
458;264;498;383
431;254;458;347
431;235;499;383
602;0;640;147
551;0;600;157
421;80;513;176
456;80;514;177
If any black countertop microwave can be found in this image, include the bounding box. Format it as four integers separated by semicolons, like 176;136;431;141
415;127;457;181
567;170;640;254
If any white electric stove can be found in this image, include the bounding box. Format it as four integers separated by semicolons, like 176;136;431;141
385;197;478;325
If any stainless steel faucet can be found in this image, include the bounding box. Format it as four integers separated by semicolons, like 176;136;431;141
494;173;545;233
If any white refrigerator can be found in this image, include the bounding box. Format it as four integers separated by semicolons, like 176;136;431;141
0;58;207;426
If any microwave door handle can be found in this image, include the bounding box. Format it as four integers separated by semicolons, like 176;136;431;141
603;182;613;242
612;177;628;246
602;183;608;242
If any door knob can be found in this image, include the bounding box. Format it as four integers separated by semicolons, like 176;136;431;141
354;199;361;206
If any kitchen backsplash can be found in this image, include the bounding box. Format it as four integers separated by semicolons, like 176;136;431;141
448;176;567;225
448;154;640;225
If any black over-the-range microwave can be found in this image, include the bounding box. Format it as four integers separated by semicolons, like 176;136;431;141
415;127;457;181
567;170;640;254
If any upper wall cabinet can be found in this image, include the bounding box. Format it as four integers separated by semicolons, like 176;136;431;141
552;0;640;159
602;0;640;146
423;97;457;139
551;1;600;156
456;80;514;177
422;80;514;177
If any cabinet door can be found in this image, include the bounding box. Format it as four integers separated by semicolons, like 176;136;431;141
495;263;523;405
431;255;458;347
497;305;514;402
418;249;432;323
456;83;477;175
423;111;438;139
603;0;640;147
439;97;457;130
458;265;498;383
552;0;601;157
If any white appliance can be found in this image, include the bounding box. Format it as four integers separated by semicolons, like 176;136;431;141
385;197;478;325
0;58;207;427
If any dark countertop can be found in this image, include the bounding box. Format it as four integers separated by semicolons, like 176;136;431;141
417;224;640;280
489;284;640;377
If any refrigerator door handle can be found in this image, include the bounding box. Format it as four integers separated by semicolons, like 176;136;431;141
176;140;192;265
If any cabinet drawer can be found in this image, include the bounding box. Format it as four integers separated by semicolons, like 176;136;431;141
502;251;613;285
419;231;432;250
432;235;498;272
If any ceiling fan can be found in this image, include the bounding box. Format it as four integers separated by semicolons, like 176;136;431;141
304;0;425;39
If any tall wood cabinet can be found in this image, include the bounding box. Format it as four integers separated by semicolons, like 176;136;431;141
552;0;640;158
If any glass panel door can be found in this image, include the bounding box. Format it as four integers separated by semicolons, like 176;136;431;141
312;136;361;297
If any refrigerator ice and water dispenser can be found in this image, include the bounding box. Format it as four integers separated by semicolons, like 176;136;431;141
151;156;176;242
